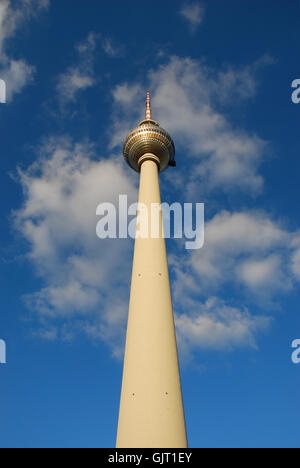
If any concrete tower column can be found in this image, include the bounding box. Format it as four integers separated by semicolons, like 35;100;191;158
116;153;187;448
116;91;187;448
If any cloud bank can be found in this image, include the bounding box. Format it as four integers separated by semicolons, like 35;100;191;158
57;32;98;104
0;0;49;100
12;49;299;359
14;136;137;356
111;55;274;196
180;2;205;33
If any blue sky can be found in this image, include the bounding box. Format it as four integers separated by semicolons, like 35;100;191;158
0;0;299;448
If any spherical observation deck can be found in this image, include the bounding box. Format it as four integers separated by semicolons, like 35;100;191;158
123;118;176;173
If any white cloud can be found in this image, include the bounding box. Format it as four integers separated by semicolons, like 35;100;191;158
76;31;97;54
77;32;123;58
237;255;288;292
290;237;300;281
180;2;205;32
26;281;101;318
292;251;300;279
111;55;273;195
175;297;270;356
13;136;138;354
56;32;124;105
110;83;144;149
0;0;49;100
33;326;57;341
171;210;298;306
57;69;94;103
214;55;275;104
101;37;123;58
57;32;97;104
1;58;35;99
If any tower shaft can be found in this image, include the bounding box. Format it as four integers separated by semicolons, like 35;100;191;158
116;156;187;448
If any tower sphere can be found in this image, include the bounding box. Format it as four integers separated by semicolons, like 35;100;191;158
123;93;176;173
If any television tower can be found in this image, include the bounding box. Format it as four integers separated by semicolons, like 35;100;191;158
116;92;188;448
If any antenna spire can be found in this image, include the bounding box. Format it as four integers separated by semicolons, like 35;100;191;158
146;90;151;120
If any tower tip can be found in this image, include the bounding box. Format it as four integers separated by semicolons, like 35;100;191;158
146;90;151;120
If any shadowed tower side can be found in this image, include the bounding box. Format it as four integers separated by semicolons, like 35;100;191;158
116;92;187;448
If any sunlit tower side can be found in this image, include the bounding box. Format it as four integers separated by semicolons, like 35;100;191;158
116;92;188;448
